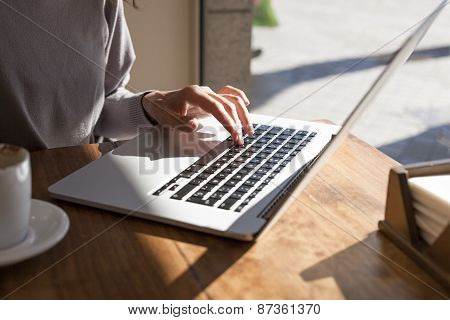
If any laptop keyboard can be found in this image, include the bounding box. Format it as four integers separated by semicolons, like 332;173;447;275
153;124;316;212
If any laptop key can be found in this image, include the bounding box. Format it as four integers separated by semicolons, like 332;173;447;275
241;151;254;158
249;158;262;165
222;167;235;174
209;178;221;185
203;167;218;174
267;158;280;164
250;172;265;180
284;143;297;149
212;162;224;169
238;167;251;175
218;185;232;193
237;185;252;193
244;136;255;143
272;138;284;145
192;190;207;198
200;184;215;192
232;173;247;180
286;155;296;161
228;162;241;169
171;183;197;200
289;138;302;144
234;156;246;163
248;191;260;198
255;152;268;159
203;197;219;206
153;186;167;196
272;153;285;159
278;133;291;139
274;166;283;173
256;168;270;174
244;179;258;187
245;163;257;170
216;172;229;180
269;172;278;179
269;127;282;133
210;192;226;200
261;163;273;170
219;198;239;210
232;144;246;150
254;129;266;136
230;192;245;200
186;164;204;172
225;179;239;187
186;197;205;205
217;156;232;163
196;150;221;165
282;128;296;135
256;184;265;191
197;173;211;180
179;171;195;178
190;179;204;185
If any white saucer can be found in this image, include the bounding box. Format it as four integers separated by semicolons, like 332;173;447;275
0;199;70;267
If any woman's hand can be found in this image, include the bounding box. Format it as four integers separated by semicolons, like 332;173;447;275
142;85;253;145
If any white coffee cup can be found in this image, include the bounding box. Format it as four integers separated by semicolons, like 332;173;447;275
0;144;31;250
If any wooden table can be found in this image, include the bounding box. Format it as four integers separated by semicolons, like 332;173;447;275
0;136;448;299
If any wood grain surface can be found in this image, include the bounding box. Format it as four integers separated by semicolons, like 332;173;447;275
0;137;448;299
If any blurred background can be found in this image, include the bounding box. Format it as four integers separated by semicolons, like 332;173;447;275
125;0;450;164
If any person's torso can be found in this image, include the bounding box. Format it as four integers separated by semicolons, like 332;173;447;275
0;0;109;150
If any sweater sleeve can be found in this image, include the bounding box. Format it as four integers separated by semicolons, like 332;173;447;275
94;0;152;140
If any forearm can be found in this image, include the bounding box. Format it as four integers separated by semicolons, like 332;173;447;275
94;88;152;140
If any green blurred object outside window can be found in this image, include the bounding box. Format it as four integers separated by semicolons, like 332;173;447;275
253;0;278;27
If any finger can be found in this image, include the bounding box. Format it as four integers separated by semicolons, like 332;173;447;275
200;87;241;129
182;86;243;144
218;85;250;106
221;94;254;135
143;91;190;126
186;106;210;118
174;116;199;132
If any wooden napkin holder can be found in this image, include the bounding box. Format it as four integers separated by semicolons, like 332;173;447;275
379;159;450;291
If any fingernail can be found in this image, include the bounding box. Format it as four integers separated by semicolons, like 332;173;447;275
188;119;197;129
233;131;244;145
248;124;254;136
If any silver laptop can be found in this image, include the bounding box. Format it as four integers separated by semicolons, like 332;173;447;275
48;1;447;241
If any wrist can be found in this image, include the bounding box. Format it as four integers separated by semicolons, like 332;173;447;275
141;91;160;125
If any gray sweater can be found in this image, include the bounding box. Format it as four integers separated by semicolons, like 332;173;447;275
0;0;152;150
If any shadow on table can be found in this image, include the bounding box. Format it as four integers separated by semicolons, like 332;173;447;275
300;231;448;299
127;220;253;299
250;46;450;108
377;124;450;164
